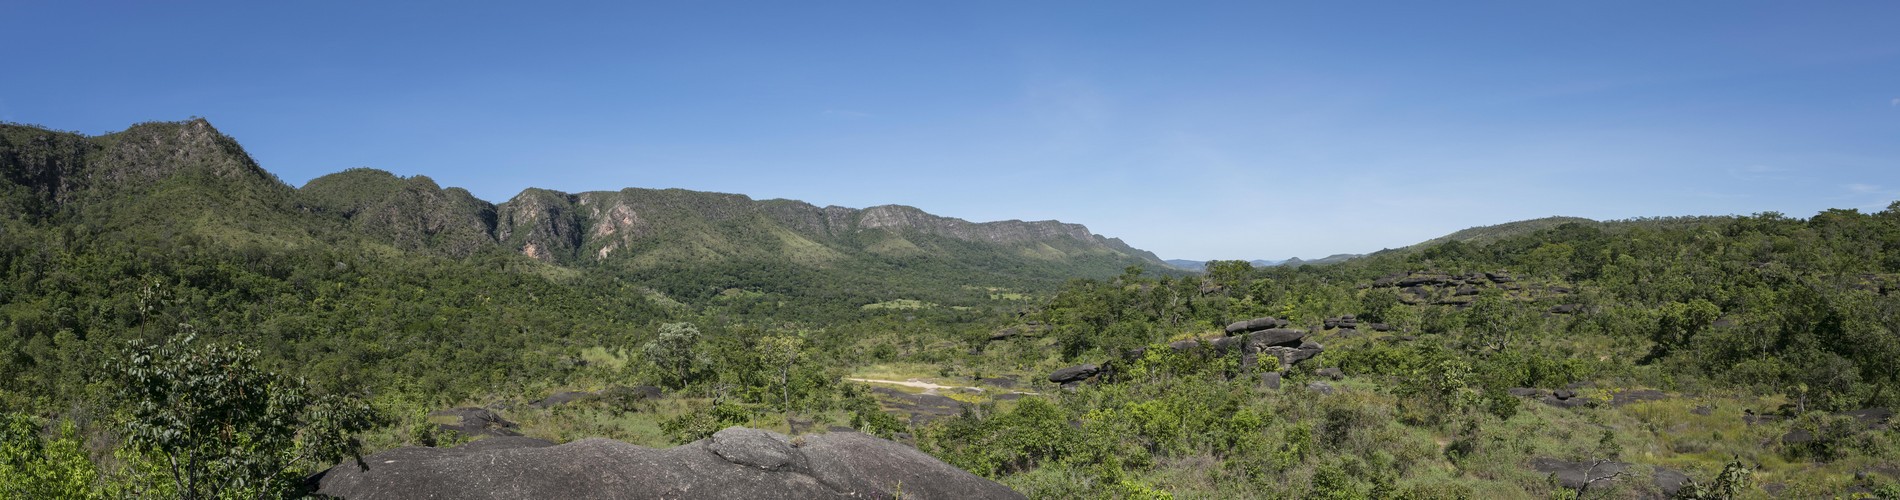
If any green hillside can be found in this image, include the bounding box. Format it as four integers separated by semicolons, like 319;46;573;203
7;118;1900;498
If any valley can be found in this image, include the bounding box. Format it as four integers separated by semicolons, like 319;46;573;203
4;120;1900;498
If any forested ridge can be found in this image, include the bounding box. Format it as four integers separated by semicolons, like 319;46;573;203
5;118;1900;498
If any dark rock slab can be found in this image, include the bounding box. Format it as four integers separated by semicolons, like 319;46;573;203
1610;389;1667;407
1261;372;1282;390
1048;364;1100;384
428;407;522;438
1530;457;1688;498
1316;367;1344;380
1249;328;1307;348
867;387;963;425
1307;381;1335;395
1399;274;1452;287
314;427;1024;499
1368;323;1395;332
1842;407;1894;427
1224;317;1287;335
1549;304;1584;314
531;391;598;409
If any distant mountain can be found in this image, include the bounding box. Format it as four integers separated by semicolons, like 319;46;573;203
1379;215;1735;258
1162;259;1288;271
1278;254;1362;266
1397;216;1598;251
0;119;1170;297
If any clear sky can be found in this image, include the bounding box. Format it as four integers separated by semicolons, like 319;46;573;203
5;2;1898;260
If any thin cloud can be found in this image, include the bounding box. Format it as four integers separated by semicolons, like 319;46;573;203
1892;97;1899;106
820;109;871;118
1725;165;1789;181
1846;183;1883;194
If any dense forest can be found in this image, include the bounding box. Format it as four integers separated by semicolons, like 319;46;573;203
5;119;1900;498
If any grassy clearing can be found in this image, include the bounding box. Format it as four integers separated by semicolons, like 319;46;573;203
578;346;630;371
862;299;937;310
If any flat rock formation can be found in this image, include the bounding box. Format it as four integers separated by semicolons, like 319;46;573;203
313;427;1023;499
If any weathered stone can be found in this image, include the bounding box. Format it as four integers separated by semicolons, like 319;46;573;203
428;407;521;438
1530;458;1689;497
867;387;963;425
1368;323;1395;332
1261;372;1283;390
1224;317;1287;334
1549;304;1584;314
1398;274;1452;287
709;427;808;472
1610;389;1667;407
1048;364;1100;384
1316;367;1344;380
1307;381;1335;394
313;427;1024;499
1453;285;1479;296
1249;328;1307;348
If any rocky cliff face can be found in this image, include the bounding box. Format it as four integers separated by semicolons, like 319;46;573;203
0;119;297;226
1;119;1167;274
489;187;1165;267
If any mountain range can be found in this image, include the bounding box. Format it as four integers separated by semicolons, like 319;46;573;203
0;119;1170;299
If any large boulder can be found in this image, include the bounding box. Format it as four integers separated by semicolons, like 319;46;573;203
1248;328;1307;349
531;391;598;409
1398;274;1453;287
1529;457;1689;498
313;427;1023;499
1223;317;1287;335
1048;364;1101;384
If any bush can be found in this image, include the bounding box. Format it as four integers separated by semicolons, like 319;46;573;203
108;334;382;499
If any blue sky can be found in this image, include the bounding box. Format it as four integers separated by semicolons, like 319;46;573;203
5;2;1898;260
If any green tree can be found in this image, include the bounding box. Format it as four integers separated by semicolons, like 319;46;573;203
109;334;381;499
1650;299;1719;360
0;414;102;498
643;322;708;390
758;333;806;417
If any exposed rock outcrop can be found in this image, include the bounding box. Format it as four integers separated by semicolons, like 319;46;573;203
1048;364;1101;384
428;407;521;438
313;427;1023;499
1224;317;1289;335
1530;457;1689;498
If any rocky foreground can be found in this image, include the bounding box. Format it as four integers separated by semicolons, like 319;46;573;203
311;427;1024;499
